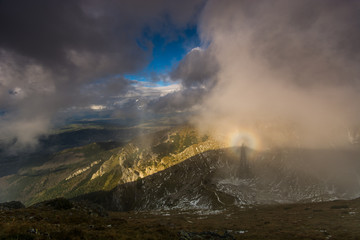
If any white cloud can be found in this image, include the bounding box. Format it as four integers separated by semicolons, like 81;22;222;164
125;81;182;98
189;46;203;53
89;104;107;111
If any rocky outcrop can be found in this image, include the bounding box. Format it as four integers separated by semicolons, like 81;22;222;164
66;160;100;181
32;198;73;210
30;198;108;217
0;201;25;210
90;127;221;186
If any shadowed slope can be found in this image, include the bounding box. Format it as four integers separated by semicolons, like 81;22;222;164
77;146;360;211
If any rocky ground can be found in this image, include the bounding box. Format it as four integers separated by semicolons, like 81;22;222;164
1;197;360;239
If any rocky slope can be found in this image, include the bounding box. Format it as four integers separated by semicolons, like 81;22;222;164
0;126;219;205
1;125;360;210
78;145;360;211
0;142;119;205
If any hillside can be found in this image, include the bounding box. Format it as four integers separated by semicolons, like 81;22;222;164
78;145;360;211
0;142;120;205
0;126;219;205
1;125;360;209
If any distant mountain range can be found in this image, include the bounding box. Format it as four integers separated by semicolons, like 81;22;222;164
1;125;360;211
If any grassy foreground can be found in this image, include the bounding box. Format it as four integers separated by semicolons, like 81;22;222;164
0;198;360;240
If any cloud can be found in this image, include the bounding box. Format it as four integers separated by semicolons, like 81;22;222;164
147;88;205;113
89;105;107;111
0;115;52;154
3;0;359;153
171;47;219;88
191;0;360;148
150;45;218;115
106;82;183;119
0;0;203;151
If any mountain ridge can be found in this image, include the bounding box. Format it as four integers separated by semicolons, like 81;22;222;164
76;146;360;211
1;125;360;210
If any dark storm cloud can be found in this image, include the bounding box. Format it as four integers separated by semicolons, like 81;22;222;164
0;0;120;70
0;0;204;151
83;77;133;105
0;0;204;73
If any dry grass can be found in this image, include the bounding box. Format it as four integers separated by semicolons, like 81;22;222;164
1;198;360;239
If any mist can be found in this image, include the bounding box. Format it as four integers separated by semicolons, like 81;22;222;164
189;0;360;149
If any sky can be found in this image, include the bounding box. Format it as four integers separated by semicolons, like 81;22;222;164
1;0;360;153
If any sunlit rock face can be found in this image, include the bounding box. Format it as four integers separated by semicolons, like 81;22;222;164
0;126;223;205
89;126;223;185
80;139;360;211
2;125;360;209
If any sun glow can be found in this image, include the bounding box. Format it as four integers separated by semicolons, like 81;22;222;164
227;130;260;150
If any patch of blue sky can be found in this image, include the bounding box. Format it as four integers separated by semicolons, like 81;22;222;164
125;26;200;86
